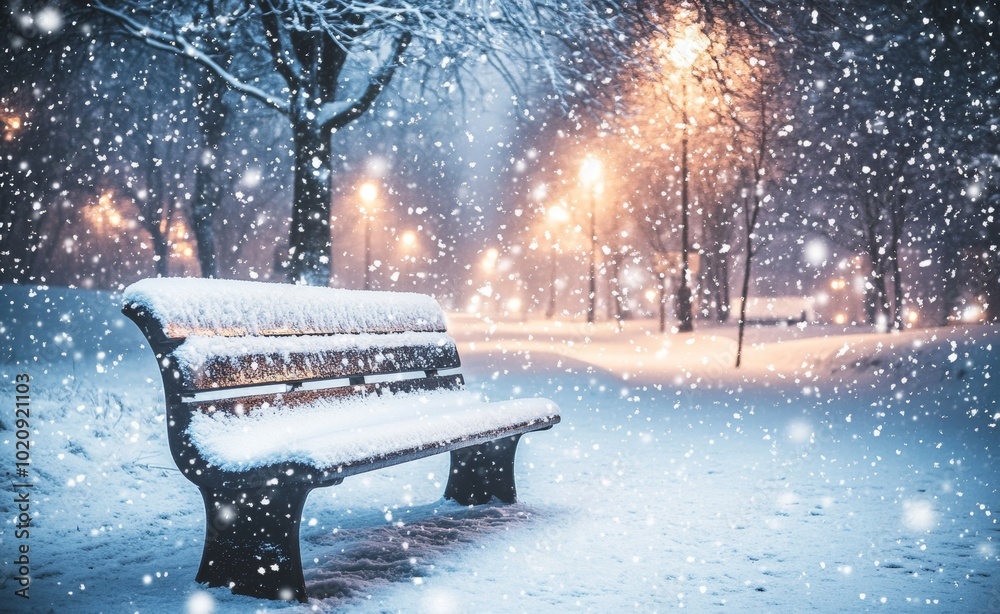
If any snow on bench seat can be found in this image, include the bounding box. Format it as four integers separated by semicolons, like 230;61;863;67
187;388;559;473
123;277;447;338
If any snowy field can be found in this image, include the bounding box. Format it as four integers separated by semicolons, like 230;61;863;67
1;284;998;613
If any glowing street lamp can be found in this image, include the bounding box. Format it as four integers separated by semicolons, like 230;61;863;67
400;230;417;250
359;181;379;290
481;247;500;273
670;33;702;334
579;155;603;323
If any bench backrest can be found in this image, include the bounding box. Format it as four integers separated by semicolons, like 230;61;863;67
123;279;466;486
122;278;462;400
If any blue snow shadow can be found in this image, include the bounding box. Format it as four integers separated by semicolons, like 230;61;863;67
301;500;541;601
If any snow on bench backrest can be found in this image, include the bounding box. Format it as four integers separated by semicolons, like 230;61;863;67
122;277;448;339
173;331;460;390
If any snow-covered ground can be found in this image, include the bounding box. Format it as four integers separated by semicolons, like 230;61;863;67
1;284;998;613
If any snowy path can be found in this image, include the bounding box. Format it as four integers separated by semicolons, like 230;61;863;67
1;286;997;612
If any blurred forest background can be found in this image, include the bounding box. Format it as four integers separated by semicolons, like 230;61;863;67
2;1;997;329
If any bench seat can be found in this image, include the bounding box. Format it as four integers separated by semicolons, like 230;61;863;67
188;388;559;474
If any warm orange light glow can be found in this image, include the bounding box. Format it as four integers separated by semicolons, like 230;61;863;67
482;248;500;271
89;192;124;229
547;204;570;224
834;313;847;325
168;219;197;260
359;181;378;204
830;279;847;291
400;231;417;248
666;23;710;69
3;115;21;141
579;155;603;190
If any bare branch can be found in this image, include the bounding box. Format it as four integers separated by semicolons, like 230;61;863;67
89;1;289;114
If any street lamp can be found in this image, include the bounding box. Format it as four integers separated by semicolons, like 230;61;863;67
359;181;378;290
665;23;707;334
545;204;570;319
579;155;603;323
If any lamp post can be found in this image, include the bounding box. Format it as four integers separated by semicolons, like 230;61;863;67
667;30;704;333
359;181;378;290
675;82;694;332
579;155;603;323
545;204;570;319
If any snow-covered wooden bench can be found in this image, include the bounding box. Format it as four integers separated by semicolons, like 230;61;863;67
121;278;560;602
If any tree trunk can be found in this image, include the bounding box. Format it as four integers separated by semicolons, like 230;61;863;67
658;272;668;333
192;168;219;278
609;254;627;327
870;264;889;328
191;71;227;279
717;254;731;323
286;121;333;286
888;197;905;330
153;237;170;277
735;248;752;369
676;131;694;333
891;253;903;329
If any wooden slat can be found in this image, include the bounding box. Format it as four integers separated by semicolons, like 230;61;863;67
191;374;466;417
172;332;460;391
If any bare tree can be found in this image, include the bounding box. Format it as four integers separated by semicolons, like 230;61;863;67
88;0;636;286
727;38;794;368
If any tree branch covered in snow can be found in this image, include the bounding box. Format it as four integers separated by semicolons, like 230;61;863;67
80;0;644;285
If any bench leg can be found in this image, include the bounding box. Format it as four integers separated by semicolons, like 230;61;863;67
196;484;312;602
445;434;521;505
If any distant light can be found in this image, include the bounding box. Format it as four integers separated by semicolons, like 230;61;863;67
579;155;603;189
962;305;984;323
644;289;658;303
359;181;378;203
482;248;499;271
506;297;523;314
834;313;847;325
830;279;847;291
548;204;570;224
906;310;919;324
666;24;709;69
400;231;417;248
